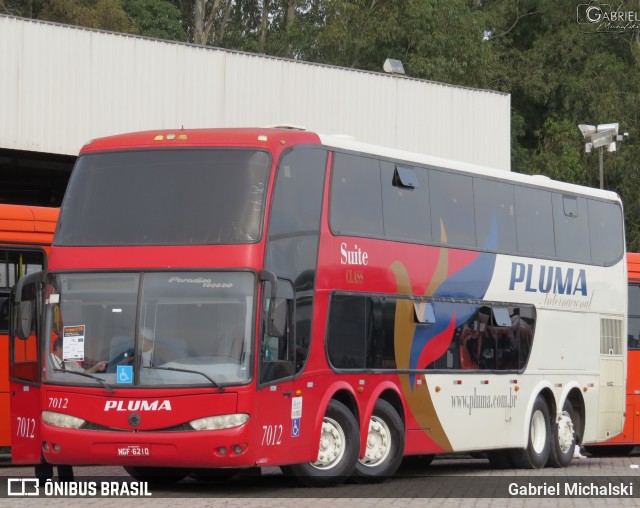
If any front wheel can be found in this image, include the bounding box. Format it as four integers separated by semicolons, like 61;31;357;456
547;399;577;468
352;399;405;483
510;395;551;469
281;399;359;487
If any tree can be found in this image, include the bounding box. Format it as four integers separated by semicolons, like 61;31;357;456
122;0;187;41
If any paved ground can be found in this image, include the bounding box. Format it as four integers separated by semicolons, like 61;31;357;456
1;452;640;507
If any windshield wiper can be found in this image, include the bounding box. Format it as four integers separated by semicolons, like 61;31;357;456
53;368;115;393
144;366;225;391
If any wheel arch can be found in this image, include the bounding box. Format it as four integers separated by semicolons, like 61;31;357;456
563;387;586;444
359;383;405;458
313;382;360;444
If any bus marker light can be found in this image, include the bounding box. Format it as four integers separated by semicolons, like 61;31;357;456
296;390;303;396
514;386;520;392
555;384;563;388
357;387;364;393
416;379;423;385
453;380;462;385
480;380;489;385
153;135;164;141
307;382;314;388
258;135;268;141
167;134;176;140
177;134;187;140
510;379;518;384
435;386;441;392
583;387;588;392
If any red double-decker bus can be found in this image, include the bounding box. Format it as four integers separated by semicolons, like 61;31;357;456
9;128;626;485
0;204;58;450
585;252;640;457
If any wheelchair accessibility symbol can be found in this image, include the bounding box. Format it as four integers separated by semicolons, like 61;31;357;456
117;365;133;384
292;418;300;437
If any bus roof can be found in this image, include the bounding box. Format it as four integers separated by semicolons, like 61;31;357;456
0;204;59;246
80;127;620;203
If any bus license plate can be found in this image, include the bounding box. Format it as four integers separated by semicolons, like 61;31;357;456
116;445;150;457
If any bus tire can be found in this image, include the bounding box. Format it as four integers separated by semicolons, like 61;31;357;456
351;399;405;483
281;399;359;487
123;466;188;483
510;395;551;469
547;400;577;468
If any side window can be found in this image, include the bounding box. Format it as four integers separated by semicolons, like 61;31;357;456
432;304;535;371
266;147;327;374
515;186;555;257
0;249;46;333
474;178;517;252
628;284;640;350
553;194;591;264
330;153;383;237
381;162;431;243
429;170;476;247
326;294;367;369
259;280;295;384
326;294;396;370
588;199;624;265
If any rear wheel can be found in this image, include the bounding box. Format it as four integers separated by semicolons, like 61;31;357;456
547;400;577;468
281;399;359;487
352;399;404;483
510;396;551;469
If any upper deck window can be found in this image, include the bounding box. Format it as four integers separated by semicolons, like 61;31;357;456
56;149;270;246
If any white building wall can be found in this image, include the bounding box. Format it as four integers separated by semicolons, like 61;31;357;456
0;15;511;170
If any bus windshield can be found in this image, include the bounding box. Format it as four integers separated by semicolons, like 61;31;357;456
43;272;254;387
56;149;270;246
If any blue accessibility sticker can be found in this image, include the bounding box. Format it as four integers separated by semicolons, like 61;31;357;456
292;418;300;437
117;365;133;384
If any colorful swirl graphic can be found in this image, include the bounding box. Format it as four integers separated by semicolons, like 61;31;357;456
392;217;498;450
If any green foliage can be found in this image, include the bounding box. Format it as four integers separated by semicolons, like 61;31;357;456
122;0;187;41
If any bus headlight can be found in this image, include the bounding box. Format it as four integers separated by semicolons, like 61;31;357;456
189;413;249;431
42;411;85;429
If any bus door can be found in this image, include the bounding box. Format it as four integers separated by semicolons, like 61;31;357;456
9;271;45;464
254;275;306;465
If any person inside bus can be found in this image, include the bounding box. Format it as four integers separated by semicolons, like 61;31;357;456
140;327;155;367
51;336;107;373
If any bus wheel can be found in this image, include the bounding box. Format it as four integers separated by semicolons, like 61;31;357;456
510;396;551;469
547;400;576;468
352;399;405;483
281;399;359;487
123;466;188;484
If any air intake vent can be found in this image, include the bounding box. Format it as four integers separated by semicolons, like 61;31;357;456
600;318;623;355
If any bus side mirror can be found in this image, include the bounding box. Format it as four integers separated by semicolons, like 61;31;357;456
267;298;288;338
16;300;34;340
11;270;45;341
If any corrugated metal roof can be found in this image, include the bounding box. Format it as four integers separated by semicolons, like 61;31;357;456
0;14;511;170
